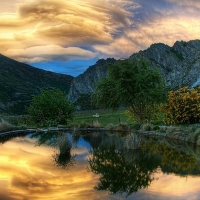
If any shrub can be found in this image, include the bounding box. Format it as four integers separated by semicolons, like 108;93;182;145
141;123;153;131
106;123;115;131
115;123;130;132
27;88;75;127
165;126;192;139
78;121;88;128
69;122;79;128
159;126;168;133
188;128;200;144
131;123;141;130
0;119;13;133
125;105;163;124
93;120;101;128
195;129;200;145
153;125;160;131
163;86;200;125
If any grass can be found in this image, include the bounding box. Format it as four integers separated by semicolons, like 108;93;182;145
70;109;132;127
0;119;14;133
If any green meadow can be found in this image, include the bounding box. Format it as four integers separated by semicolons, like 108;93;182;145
71;109;132;127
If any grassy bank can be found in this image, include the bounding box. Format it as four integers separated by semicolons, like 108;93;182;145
70;109;132;127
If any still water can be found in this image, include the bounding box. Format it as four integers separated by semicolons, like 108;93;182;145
0;131;200;200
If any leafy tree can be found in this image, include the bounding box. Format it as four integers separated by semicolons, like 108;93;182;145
163;86;200;125
93;59;167;123
27;88;75;127
75;93;96;110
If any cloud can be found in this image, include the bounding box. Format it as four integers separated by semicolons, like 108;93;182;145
16;0;135;46
36;23;113;46
93;2;200;59
166;0;200;9
93;36;138;59
5;45;98;63
0;0;200;75
0;0;137;64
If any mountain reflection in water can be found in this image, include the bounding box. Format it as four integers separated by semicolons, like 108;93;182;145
0;131;200;200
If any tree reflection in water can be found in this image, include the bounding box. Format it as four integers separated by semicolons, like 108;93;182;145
23;131;200;194
141;139;200;175
87;143;160;197
0;132;29;144
87;135;200;197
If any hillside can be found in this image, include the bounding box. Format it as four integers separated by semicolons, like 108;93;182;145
68;39;200;103
0;54;74;114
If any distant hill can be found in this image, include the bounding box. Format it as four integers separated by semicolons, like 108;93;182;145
68;39;200;103
0;54;74;114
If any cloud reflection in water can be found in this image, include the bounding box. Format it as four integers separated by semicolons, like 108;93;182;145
0;133;200;199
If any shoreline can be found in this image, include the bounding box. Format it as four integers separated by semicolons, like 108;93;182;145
0;127;199;146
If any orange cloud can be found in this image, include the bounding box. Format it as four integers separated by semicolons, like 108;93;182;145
0;0;135;63
0;0;199;66
94;14;200;58
5;45;98;62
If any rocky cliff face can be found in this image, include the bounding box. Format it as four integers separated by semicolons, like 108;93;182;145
130;40;200;89
68;39;200;103
68;58;117;102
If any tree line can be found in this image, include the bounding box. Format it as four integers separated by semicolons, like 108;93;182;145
26;58;200;127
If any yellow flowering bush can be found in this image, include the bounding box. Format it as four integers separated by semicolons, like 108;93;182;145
125;103;162;124
163;86;200;125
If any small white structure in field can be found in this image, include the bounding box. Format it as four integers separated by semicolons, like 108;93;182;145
93;113;99;118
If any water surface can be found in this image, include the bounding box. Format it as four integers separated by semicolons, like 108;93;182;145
0;132;200;200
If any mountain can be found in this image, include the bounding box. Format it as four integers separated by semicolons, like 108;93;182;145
2;39;200;114
68;58;117;102
129;39;200;89
68;39;200;103
0;54;74;114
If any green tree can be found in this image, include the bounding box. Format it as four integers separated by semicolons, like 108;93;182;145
75;93;96;110
93;59;167;123
27;88;75;127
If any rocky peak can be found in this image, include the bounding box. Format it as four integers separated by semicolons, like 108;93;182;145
130;39;200;89
68;39;200;105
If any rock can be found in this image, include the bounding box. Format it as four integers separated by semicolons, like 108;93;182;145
68;58;117;102
68;39;200;104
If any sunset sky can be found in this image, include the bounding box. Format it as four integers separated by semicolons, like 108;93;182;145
1;0;200;76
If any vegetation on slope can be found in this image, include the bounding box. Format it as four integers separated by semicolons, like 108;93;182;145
0;54;74;114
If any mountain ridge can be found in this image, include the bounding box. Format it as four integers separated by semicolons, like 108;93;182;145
68;39;200;103
1;39;200;114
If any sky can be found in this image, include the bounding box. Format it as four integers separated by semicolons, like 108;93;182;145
0;0;200;77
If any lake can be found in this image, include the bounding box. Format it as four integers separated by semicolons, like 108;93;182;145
0;131;200;200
